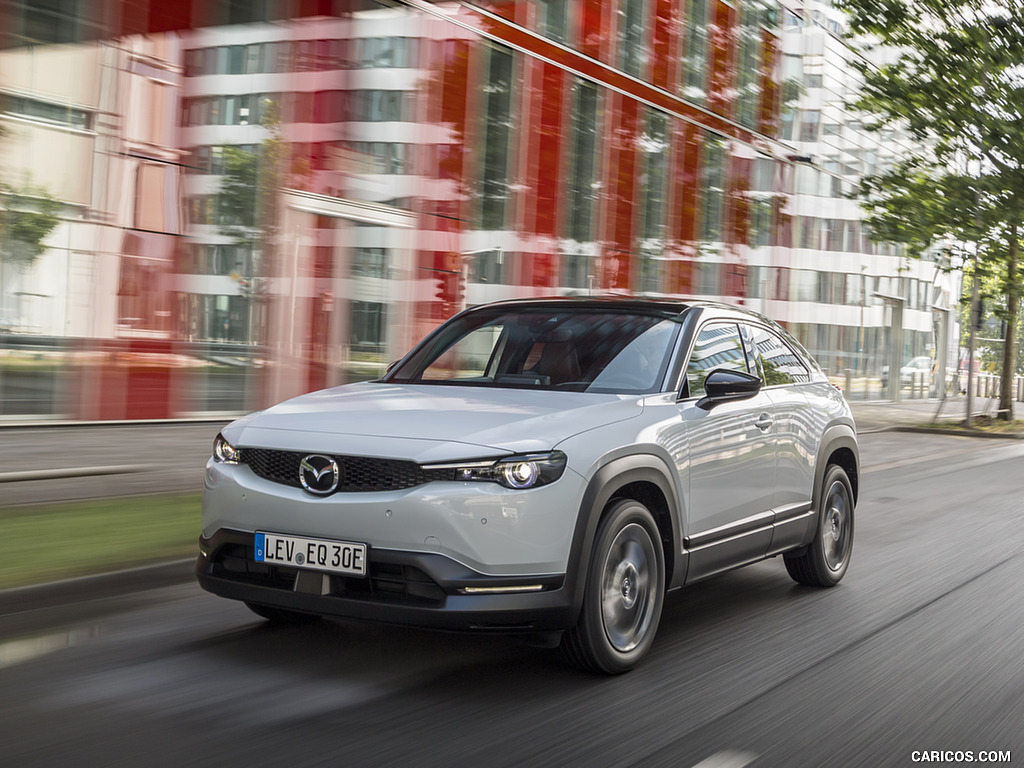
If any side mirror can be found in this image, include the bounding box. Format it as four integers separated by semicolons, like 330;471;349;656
696;369;762;411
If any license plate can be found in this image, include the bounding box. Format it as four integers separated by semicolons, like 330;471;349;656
255;532;367;577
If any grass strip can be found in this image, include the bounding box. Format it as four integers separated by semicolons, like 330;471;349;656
0;494;200;590
913;418;1024;435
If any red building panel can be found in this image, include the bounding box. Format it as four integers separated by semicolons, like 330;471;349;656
418;37;473;327
724;262;748;302
521;60;567;239
118;0;195;36
602;93;641;291
759;30;782;137
450;5;760;147
650;0;680;91
577;0;609;62
517;58;567;291
73;339;175;420
670;122;703;247
305;222;335;393
472;0;527;26
723;148;750;304
729;154;752;248
707;0;737;119
665;122;703;295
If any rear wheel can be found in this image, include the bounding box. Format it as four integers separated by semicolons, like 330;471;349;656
245;602;322;625
561;499;665;674
785;465;854;586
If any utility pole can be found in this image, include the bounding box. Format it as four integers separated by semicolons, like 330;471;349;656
966;244;979;427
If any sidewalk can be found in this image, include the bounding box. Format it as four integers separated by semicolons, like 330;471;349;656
849;397;962;432
850;395;1022;434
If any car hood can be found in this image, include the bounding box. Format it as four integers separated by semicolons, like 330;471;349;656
223;382;643;463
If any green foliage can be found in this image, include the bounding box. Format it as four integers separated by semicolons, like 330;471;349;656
839;0;1024;237
218;146;260;234
0;184;61;268
838;0;1024;416
217;97;287;253
839;0;1024;172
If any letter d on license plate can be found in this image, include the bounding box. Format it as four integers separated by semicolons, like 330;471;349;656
255;532;367;577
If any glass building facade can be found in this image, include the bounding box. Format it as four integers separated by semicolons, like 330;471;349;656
0;0;960;419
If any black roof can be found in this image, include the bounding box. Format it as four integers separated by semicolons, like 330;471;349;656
461;295;785;323
463;295;693;316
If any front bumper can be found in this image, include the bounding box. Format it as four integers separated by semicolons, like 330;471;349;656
195;528;577;632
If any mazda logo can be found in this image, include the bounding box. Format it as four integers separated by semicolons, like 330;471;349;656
298;454;340;495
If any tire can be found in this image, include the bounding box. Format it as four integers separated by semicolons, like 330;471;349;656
785;465;854;587
560;498;665;674
245;601;322;625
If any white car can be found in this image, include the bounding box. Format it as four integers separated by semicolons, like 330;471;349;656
197;298;858;673
882;356;934;390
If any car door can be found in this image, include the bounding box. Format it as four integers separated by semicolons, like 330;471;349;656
744;323;818;554
680;322;777;581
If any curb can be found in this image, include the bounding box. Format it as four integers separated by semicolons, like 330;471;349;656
0;464;159;483
0;417;235;430
888;426;1024;440
0;558;196;618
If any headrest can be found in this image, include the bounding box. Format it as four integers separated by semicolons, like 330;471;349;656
538;328;573;343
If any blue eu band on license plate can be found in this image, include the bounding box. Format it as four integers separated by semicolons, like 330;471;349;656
255;532;367;577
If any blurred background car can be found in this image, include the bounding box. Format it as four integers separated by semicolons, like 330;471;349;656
881;356;934;390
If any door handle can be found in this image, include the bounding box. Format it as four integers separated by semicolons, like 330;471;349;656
754;414;773;431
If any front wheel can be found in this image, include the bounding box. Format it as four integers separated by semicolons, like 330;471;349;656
560;499;665;674
784;465;855;586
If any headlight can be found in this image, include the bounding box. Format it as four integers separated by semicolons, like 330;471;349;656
424;451;567;490
213;433;240;464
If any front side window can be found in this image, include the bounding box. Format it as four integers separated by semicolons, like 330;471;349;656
685;323;748;398
388;308;685;394
420;323;505;381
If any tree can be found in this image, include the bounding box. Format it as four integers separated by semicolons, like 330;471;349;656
0;184;61;331
218;99;288;257
837;0;1024;420
215;99;291;344
0;184;61;269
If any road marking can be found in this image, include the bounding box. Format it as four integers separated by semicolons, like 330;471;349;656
861;445;970;474
863;439;1024;475
689;751;758;768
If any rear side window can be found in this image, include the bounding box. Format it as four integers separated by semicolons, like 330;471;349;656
747;325;810;385
685;323;748;398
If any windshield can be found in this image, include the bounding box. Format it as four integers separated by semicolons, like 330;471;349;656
386;307;685;394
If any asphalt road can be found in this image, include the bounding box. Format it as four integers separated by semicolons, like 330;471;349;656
1;429;1021;767
0;421;228;505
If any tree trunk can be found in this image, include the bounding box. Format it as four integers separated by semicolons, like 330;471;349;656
998;223;1019;420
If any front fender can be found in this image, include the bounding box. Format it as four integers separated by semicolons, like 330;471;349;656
561;453;686;623
814;424;859;503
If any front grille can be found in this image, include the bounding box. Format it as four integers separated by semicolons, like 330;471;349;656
240;448;450;492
